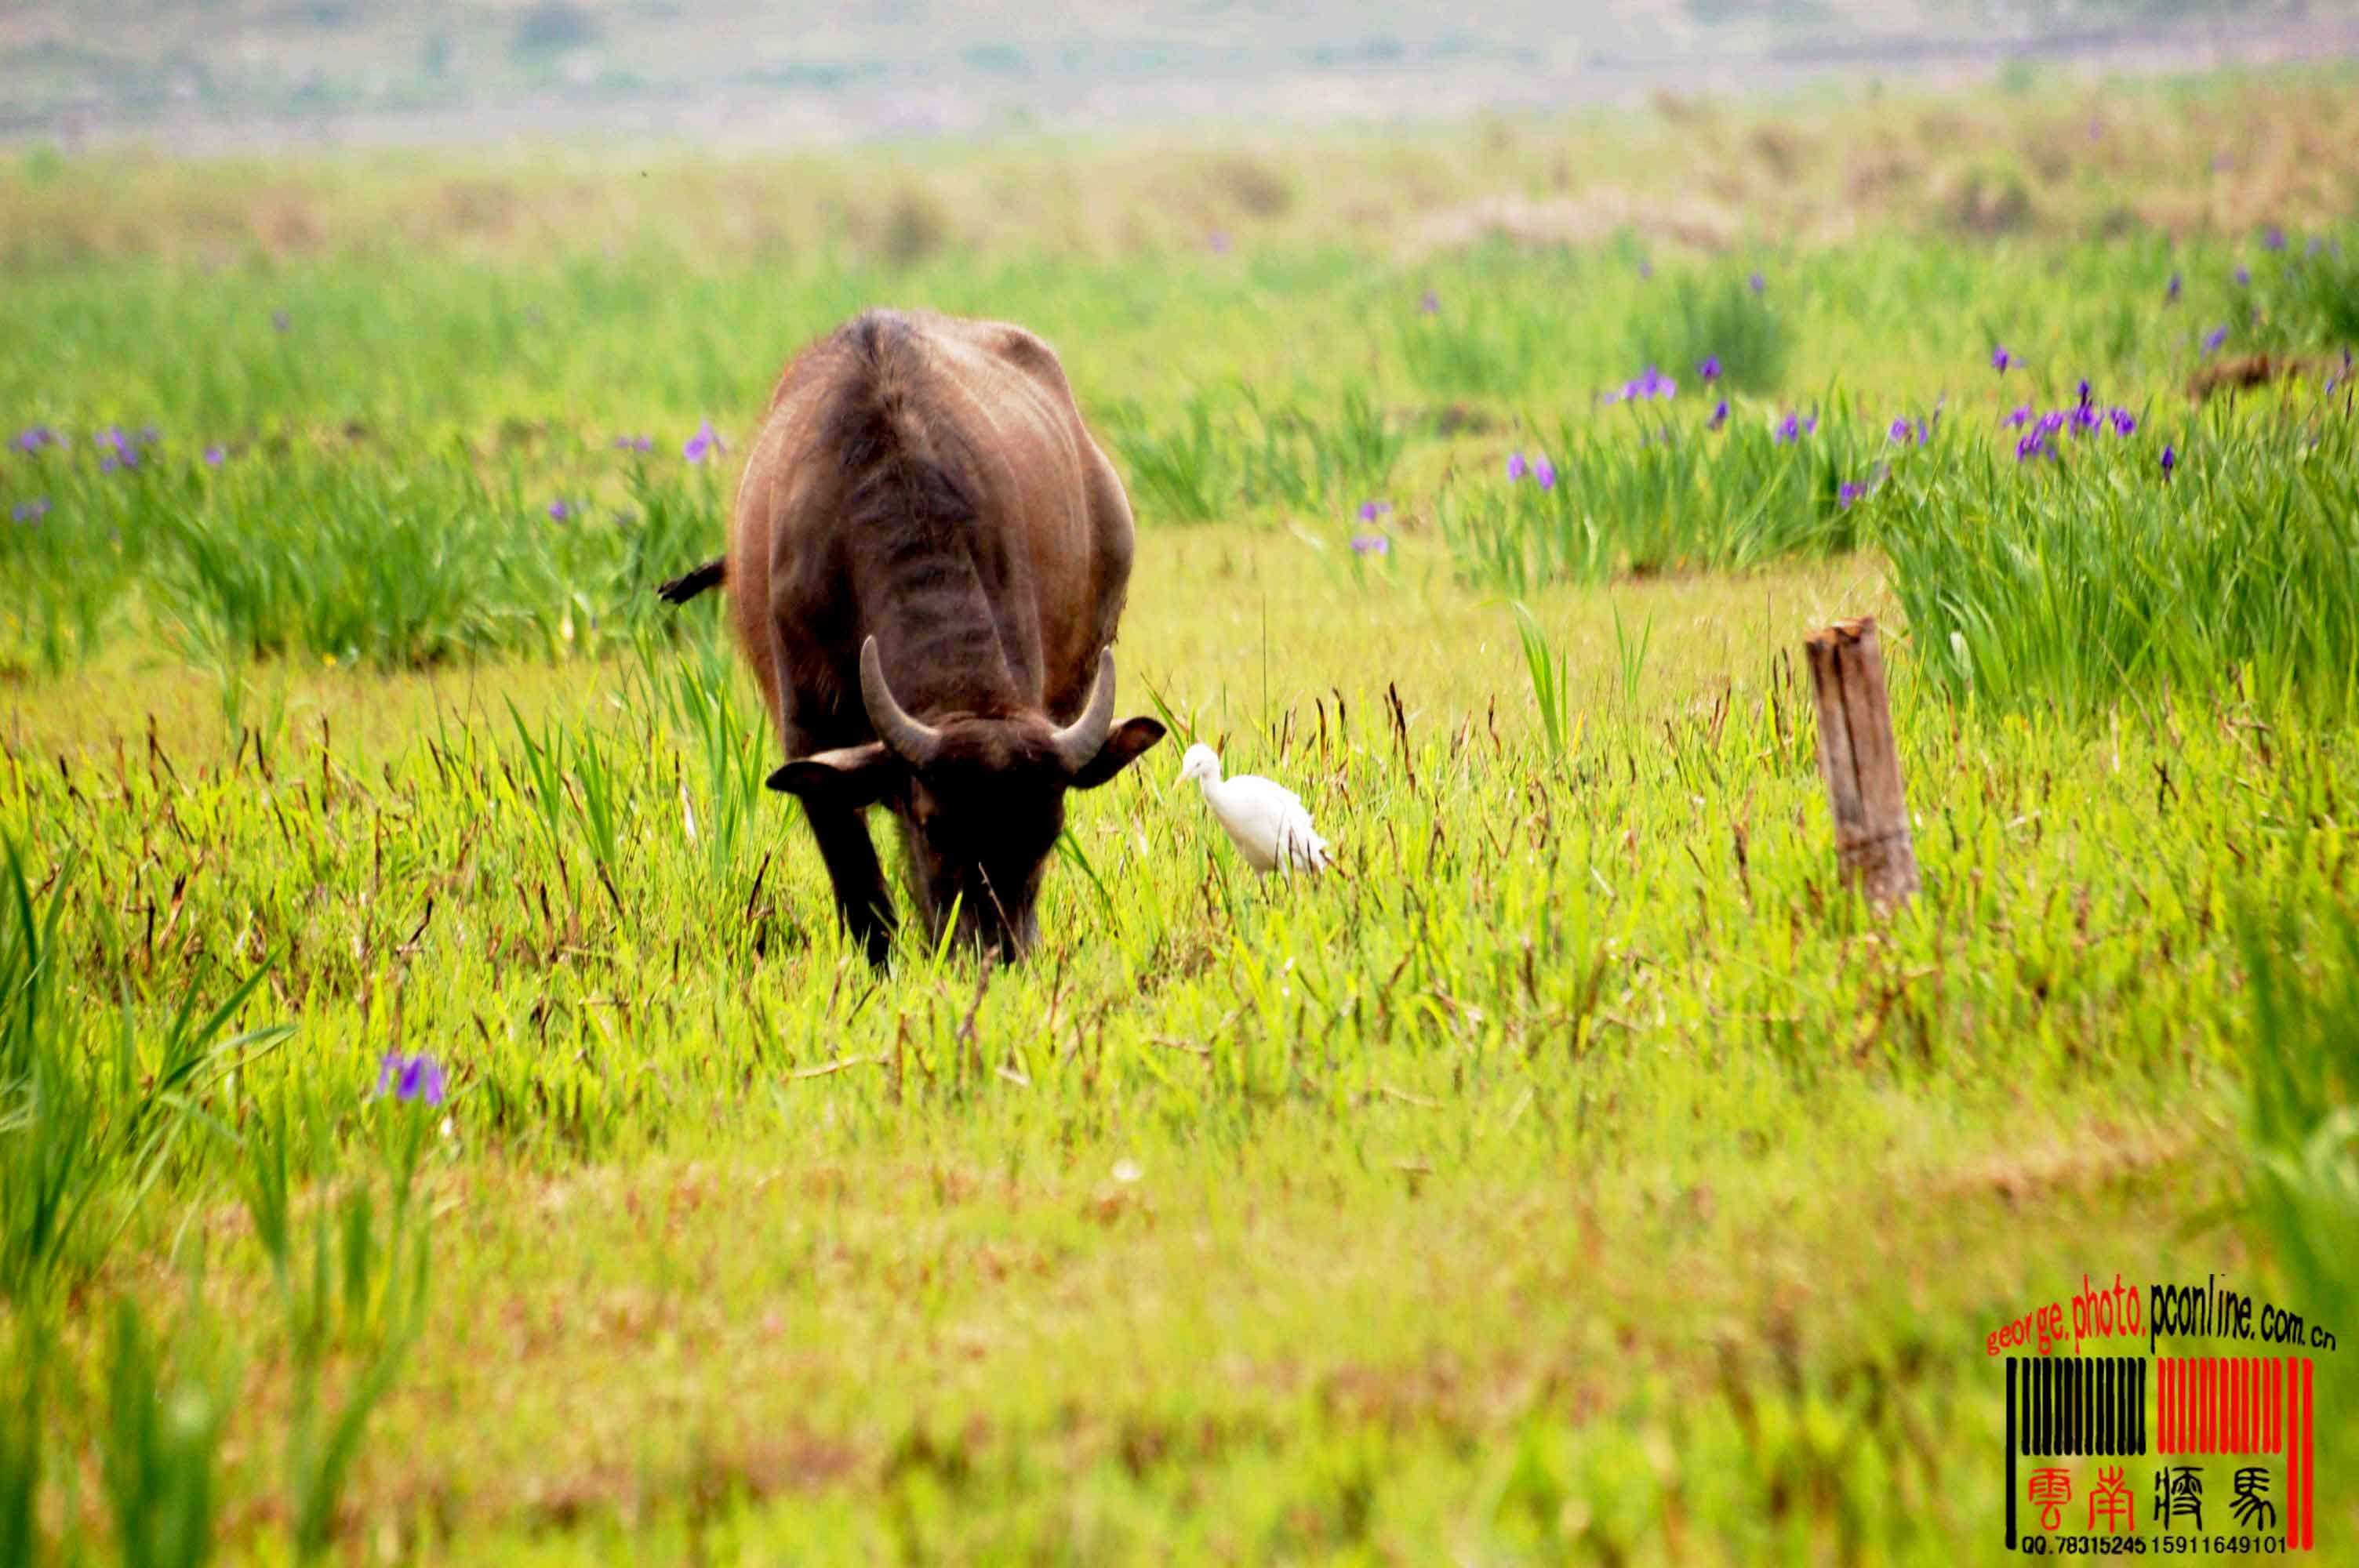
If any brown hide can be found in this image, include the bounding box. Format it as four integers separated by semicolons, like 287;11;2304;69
718;310;1161;963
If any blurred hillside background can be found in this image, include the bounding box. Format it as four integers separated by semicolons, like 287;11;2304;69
5;0;2356;152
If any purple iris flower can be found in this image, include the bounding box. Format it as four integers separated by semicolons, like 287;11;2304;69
1419;289;1441;315
2002;405;2034;429
1773;412;1808;443
1698;355;1721;383
2069;403;2102;436
1356;499;1390;522
13;426;59;453
2160;443;2176;477
1747;271;1765;294
1350;533;1390;557
95;426;147;473
1506;451;1526;481
1614;365;1677;403
203;445;226;466
2234;264;2251;288
683;420;724;463
2202;325;2228;354
2035;410;2067;437
2016;430;2051;462
11;498;49;524
1534;456;1557;490
377;1051;448;1106
2075;379;2093;405
2166;273;2182;303
1887;417;1915;444
1837;481;1865;510
2263;227;2287;252
1707;398;1728;431
547;499;573;521
613;434;654;453
2109;408;2137;437
1990;346;2012;373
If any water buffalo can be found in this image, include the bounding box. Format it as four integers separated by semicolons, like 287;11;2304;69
710;309;1164;964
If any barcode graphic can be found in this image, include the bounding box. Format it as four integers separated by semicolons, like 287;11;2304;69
2158;1356;2277;1455
2005;1358;2146;1548
2153;1356;2314;1551
2017;1356;2147;1456
2298;1357;2314;1552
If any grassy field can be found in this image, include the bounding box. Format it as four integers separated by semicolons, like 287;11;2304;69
4;69;2359;1564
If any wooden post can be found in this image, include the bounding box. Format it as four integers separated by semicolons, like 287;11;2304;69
1804;617;1920;904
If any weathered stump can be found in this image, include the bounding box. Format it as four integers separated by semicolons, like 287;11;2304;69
1804;617;1920;904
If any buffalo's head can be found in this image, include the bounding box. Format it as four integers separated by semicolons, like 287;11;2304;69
767;636;1164;962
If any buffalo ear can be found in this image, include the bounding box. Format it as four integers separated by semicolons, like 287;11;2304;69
1068;717;1168;790
765;744;900;810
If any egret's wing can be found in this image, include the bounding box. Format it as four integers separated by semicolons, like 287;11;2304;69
1234;774;1308;814
1223;775;1330;875
1274;803;1331;873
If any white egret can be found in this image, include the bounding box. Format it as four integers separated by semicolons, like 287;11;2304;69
1174;743;1331;875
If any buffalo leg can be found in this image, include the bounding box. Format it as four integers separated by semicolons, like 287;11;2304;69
773;663;896;965
799;800;896;966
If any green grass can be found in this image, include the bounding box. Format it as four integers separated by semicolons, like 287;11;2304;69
1439;393;1883;588
4;70;2359;1564
5;233;2347;684
1627;270;1793;395
1881;391;2359;719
